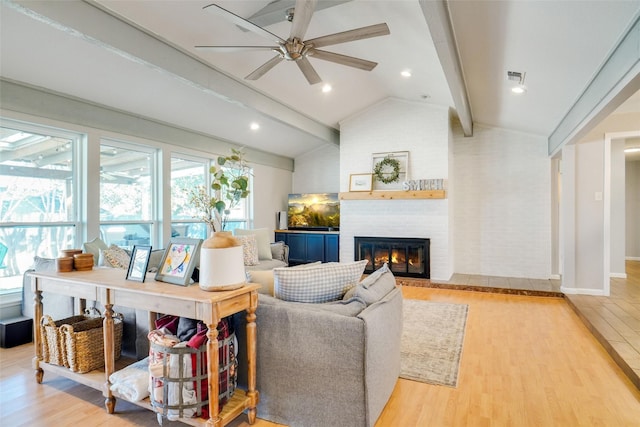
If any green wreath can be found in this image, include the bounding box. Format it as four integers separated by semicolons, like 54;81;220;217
373;156;401;184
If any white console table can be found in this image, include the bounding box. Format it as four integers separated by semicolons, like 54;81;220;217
29;268;260;427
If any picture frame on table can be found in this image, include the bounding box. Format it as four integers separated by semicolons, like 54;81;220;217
349;173;373;192
155;238;202;286
126;245;152;282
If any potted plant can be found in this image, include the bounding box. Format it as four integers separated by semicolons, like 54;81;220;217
189;147;251;234
188;148;251;291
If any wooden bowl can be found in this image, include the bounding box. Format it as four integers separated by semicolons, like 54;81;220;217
60;248;83;258
73;253;94;271
56;257;74;272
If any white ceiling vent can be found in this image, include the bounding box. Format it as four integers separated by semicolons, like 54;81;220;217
507;71;523;81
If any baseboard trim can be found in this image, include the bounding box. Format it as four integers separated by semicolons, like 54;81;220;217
626;257;640;261
610;272;627;279
561;286;606;296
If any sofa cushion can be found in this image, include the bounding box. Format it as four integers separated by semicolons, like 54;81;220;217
270;241;287;262
236;235;259;266
147;249;165;272
247;261;322;296
234;228;272;260
83;237;108;265
344;263;397;305
273;260;368;303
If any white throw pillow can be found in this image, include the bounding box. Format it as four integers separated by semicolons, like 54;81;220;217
273;260;368;303
234;228;272;260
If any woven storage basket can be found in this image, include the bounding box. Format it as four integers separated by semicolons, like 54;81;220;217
40;314;95;367
60;314;123;374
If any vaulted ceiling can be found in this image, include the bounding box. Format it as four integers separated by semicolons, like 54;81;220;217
1;0;639;159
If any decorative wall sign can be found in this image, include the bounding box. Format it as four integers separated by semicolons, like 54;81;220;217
372;151;409;190
402;179;445;191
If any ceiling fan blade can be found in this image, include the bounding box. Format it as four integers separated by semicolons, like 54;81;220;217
195;45;277;53
296;57;322;85
290;0;317;40
245;55;284;80
203;3;285;44
310;49;378;71
305;23;390;48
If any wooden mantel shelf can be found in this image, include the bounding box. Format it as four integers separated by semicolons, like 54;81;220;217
339;190;446;200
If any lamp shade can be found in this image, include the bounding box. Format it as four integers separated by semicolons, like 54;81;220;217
199;245;245;291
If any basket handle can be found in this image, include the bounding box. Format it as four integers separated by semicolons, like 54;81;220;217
40;314;55;328
84;307;102;317
59;324;76;369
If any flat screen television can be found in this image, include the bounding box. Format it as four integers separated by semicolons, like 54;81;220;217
287;193;340;231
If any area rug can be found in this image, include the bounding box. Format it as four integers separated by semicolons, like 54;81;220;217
400;299;469;387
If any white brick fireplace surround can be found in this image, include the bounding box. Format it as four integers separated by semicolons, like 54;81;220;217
337;97;552;282
339;98;453;281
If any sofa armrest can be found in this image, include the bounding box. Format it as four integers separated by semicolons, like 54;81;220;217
235;295;370;427
357;286;403;425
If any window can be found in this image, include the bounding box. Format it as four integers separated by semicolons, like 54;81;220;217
99;141;155;250
170;155;208;239
0;122;80;292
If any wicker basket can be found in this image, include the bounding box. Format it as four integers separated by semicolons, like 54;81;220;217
40;314;97;367
41;309;123;373
60;314;123;374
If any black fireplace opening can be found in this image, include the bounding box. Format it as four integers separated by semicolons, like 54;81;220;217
354;236;430;279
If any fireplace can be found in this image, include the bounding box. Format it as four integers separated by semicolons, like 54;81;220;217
354;236;430;279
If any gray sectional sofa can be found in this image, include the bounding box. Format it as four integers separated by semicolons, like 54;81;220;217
235;264;403;427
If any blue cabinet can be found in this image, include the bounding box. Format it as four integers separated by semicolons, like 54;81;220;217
275;231;339;265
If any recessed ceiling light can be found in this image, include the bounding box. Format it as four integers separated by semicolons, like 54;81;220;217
401;70;412;78
322;84;332;93
250;122;260;131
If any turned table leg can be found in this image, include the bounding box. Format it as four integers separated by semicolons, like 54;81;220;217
246;292;258;424
103;303;116;414
32;278;43;384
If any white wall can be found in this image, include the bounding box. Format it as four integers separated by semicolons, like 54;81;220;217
610;139;626;275
627;159;640;259
339;98;452;280
292;144;340;193
452;124;552;279
251;162;293;234
569;140;605;293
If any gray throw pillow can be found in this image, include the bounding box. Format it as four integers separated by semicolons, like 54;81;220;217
345;263;397;305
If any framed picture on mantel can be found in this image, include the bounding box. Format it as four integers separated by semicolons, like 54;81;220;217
349;173;373;192
372;151;409;190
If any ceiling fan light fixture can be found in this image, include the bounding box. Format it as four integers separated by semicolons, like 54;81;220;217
401;70;412;78
322;83;332;93
250;122;260;131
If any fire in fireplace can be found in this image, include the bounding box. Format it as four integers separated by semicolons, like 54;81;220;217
354;236;430;279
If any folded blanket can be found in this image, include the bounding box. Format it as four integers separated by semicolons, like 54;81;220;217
109;358;150;402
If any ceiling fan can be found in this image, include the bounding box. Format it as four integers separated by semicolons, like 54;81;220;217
195;0;390;85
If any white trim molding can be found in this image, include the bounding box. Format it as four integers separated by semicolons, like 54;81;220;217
561;286;606;296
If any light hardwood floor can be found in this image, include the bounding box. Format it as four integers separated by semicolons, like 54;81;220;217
2;287;640;426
